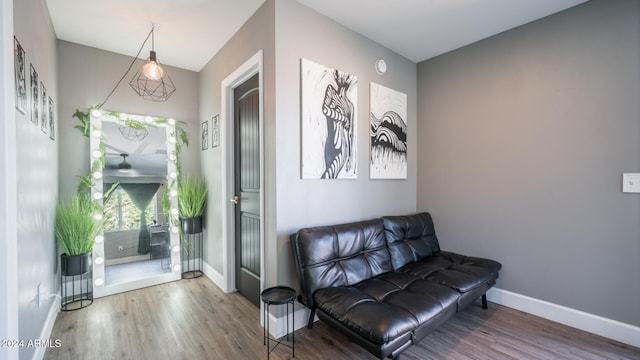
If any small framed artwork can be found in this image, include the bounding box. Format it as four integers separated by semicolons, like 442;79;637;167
48;97;55;141
212;115;220;148
30;63;38;125
14;37;27;114
40;82;47;134
201;119;209;150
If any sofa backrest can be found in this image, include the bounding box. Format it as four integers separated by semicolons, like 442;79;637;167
290;218;392;309
382;212;441;270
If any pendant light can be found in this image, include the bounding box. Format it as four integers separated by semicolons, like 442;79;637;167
118;154;132;173
129;26;176;102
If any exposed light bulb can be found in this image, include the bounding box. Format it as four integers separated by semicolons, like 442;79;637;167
95;256;104;265
93;192;103;200
172;264;181;272
94;278;105;286
95;235;104;243
93;171;102;179
143;61;164;80
142;51;164;80
170;190;178;197
172;245;180;253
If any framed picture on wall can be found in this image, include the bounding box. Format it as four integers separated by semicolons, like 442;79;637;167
201;119;209;150
211;115;220;148
40;82;48;134
14;37;27;114
30;63;38;125
48;97;55;141
370;82;407;179
301;58;358;179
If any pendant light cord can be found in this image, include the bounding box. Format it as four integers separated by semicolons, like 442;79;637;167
96;27;154;110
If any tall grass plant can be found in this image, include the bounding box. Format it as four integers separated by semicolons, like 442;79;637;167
55;193;102;255
178;174;208;218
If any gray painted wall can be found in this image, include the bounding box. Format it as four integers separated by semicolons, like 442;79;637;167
274;0;418;286
199;0;275;275
416;0;640;326
13;0;58;358
199;0;417;289
57;40;201;199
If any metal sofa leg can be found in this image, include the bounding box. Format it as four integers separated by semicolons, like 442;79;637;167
482;294;488;309
307;308;316;329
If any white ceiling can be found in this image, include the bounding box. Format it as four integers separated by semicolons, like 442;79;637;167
297;0;588;63
45;0;587;72
45;0;267;72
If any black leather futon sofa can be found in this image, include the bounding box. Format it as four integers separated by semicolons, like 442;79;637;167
290;212;502;359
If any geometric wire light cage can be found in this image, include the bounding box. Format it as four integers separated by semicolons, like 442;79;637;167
129;57;176;102
96;25;177;109
128;27;176;102
118;124;148;141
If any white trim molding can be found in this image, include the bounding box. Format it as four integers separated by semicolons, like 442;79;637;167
33;296;61;360
487;288;640;349
220;50;264;294
202;261;225;291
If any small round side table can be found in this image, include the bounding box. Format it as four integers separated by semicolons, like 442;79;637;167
261;286;296;359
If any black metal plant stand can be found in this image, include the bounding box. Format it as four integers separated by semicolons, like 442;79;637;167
180;217;203;279
181;231;203;279
60;254;93;311
261;286;296;359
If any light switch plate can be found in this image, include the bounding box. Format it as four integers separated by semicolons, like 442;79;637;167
622;173;640;193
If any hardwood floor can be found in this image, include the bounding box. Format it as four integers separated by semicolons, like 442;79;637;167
45;277;639;360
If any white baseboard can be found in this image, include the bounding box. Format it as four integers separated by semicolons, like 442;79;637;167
486;288;640;349
266;305;311;339
202;261;228;292
200;271;640;350
32;295;60;360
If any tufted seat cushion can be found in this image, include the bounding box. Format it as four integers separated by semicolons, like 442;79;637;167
314;271;459;345
399;251;502;293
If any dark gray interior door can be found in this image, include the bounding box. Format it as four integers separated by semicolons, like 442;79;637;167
233;74;261;307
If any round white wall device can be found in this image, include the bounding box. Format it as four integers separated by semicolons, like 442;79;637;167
375;59;387;75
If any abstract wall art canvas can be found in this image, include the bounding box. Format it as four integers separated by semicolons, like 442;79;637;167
301;58;357;179
212;114;220;148
30;63;38;125
370;82;407;179
201;119;209;150
14;37;27;114
48;97;55;141
40;82;47;134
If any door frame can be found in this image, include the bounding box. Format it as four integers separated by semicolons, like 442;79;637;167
220;50;264;294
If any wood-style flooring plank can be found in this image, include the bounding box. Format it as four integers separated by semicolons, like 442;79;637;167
45;277;640;360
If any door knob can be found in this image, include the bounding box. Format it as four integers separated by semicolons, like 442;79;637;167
230;196;239;205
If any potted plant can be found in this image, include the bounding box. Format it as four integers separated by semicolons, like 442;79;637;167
55;193;102;276
178;173;208;234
